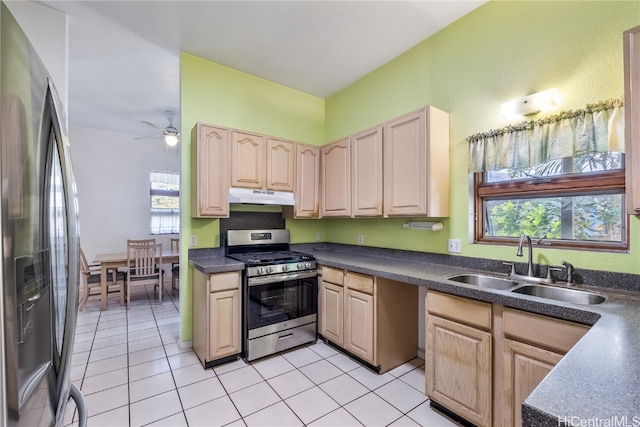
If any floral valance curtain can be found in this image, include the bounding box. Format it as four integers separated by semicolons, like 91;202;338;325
467;98;624;173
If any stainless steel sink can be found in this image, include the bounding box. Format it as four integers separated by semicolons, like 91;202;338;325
511;284;606;305
446;273;520;291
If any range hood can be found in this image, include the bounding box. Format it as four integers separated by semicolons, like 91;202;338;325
228;187;295;206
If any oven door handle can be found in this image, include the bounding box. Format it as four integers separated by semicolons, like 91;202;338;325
248;270;317;286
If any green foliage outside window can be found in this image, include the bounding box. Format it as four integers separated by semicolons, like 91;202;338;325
486;194;622;242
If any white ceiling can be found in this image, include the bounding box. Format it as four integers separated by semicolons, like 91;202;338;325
40;0;486;139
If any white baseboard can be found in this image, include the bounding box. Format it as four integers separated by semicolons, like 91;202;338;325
177;339;193;350
417;348;425;360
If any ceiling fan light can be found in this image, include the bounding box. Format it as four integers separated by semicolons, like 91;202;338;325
164;134;179;146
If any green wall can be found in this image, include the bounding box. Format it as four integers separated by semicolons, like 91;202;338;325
180;1;640;341
324;0;640;272
180;54;325;340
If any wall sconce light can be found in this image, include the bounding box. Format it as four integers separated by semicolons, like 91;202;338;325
500;88;560;119
403;221;444;231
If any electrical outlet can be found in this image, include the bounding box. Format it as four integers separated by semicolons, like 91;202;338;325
189;235;197;246
315;232;321;241
448;239;461;253
358;234;364;244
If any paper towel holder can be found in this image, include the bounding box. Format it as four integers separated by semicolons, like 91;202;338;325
403;221;444;231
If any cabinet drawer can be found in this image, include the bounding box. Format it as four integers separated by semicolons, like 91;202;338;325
209;271;241;293
322;266;344;286
426;291;491;330
503;308;588;354
345;271;374;295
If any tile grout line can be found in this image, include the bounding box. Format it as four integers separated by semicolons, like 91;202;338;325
303;343;429;426
69;309;99;426
138;285;177;414
139;283;187;426
210;340;426;426
125;289;133;427
74;287;439;427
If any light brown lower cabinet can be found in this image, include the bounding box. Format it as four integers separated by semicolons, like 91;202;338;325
425;292;590;427
501;339;562;427
192;269;241;368
320;280;344;346
426;292;493;427
344;287;375;362
500;308;589;427
319;265;418;373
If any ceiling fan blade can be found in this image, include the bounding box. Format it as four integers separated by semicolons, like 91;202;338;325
141;120;165;131
134;135;162;140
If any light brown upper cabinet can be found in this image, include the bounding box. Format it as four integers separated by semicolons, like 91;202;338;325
266;138;295;192
231;131;265;189
624;25;640;213
192;123;230;218
231;131;296;192
383;106;449;217
321;138;352;217
351;126;383;216
293;143;321;218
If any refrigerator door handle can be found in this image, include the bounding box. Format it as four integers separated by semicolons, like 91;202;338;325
44;79;84;424
26;293;41;302
68;383;87;427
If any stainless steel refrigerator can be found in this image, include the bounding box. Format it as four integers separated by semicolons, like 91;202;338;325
0;3;87;426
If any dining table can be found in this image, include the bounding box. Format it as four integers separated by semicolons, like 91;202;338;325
92;248;180;310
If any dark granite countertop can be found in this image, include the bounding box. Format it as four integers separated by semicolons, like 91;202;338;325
188;254;244;274
188;245;640;425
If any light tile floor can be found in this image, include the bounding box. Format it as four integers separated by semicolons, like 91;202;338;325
66;284;459;426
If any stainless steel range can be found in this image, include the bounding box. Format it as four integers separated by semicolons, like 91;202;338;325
226;229;318;361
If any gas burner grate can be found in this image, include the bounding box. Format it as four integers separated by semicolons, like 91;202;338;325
228;251;314;265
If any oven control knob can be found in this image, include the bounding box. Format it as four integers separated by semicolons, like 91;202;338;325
257;267;265;275
282;264;289;272
297;263;304;269
266;267;273;274
305;262;312;269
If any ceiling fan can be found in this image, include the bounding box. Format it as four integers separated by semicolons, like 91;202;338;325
139;110;180;146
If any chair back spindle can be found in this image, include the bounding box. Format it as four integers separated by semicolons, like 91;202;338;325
125;243;163;308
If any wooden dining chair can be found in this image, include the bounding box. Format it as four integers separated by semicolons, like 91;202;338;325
79;248;125;310
127;238;156;246
170;237;179;294
125;243;163;308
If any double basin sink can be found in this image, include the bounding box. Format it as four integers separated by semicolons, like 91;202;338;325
446;273;606;305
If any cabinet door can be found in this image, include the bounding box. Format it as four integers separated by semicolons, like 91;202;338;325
193;123;230;218
321;281;344;346
231;131;264;189
344;288;374;364
209;289;241;360
266;138;295;192
502;339;562;427
426;314;492;427
383;107;449;217
321;138;351;217
295;143;320;218
351;126;383;216
625;26;640;213
383;110;426;216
